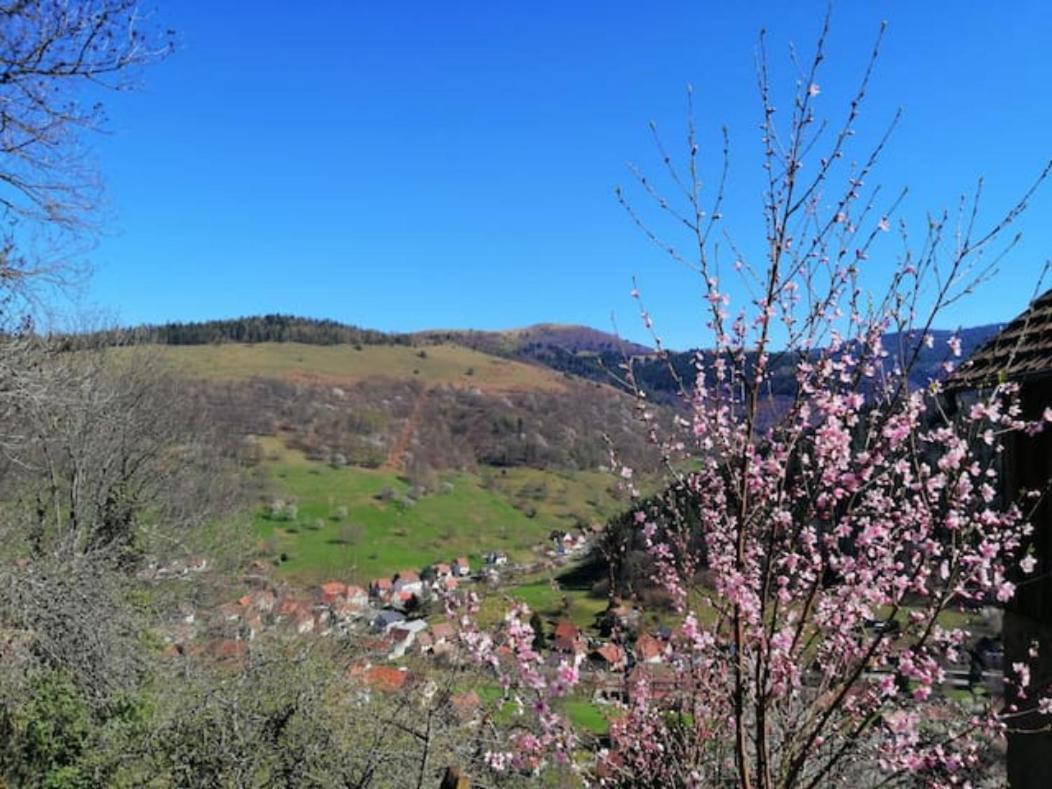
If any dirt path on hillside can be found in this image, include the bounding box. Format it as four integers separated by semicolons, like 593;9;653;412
383;387;430;470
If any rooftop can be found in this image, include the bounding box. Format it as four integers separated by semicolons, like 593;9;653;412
951;288;1052;389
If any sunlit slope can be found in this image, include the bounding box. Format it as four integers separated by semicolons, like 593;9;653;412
253;440;626;584
138;341;569;391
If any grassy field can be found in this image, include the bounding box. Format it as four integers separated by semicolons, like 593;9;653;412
139;341;569;391
482;578;609;630
252;440;624;585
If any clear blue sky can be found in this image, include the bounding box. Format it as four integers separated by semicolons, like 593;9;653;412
84;1;1052;350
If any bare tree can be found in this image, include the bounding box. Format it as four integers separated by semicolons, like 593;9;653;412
0;344;237;563
0;0;173;316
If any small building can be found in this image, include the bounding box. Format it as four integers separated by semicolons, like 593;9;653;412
949;289;1052;788
371;610;407;633
452;557;471;577
393;570;423;595
319;581;347;604
345;585;368;607
390;590;422;612
369;578;392;600
552;620;586;657
590;643;626;672
387;619;429;658
348;664;412;694
635;633;667;664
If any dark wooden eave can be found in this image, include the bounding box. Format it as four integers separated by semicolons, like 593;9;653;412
947;288;1052;391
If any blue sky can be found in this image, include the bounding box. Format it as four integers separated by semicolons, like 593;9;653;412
83;1;1052;349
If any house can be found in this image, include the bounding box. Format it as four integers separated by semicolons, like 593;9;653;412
371;610;407;633
552;620;586;657
948;289;1052;787
330;598;365;624
390;590;421;612
369;578;392;600
387;619;429;658
275;598;317;635
393;569;423;595
319;581;347;604
433;562;452;578
590;643;626;671
349;664;412;693
452;557;471;577
345;584;368;605
553;620;579;642
635;633;667;664
483;551;508;566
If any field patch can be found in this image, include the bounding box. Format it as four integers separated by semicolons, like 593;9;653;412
253;443;623;585
137;342;569;392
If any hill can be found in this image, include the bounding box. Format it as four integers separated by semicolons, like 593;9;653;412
119;339;666;475
131;341;569;392
517;324;1006;405
414;323;652;357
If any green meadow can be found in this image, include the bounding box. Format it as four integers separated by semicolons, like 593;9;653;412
139;341;569;391
252;440;625;585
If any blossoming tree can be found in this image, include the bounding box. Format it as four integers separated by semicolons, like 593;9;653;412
453;14;1052;788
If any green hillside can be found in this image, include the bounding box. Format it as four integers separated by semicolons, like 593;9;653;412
131;341;570;392
253;439;627;584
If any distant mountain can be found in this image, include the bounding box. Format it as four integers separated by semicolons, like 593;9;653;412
411;323;652;358
62;314;1004;405
513;324;1006;405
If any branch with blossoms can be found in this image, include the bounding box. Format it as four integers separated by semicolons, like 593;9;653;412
449;10;1052;788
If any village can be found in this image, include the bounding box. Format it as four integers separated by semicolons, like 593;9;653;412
144;512;1010;733
143;522;708;718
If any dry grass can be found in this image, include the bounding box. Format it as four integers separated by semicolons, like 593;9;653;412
125;342;569;392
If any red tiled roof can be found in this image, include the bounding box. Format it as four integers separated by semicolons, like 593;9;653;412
594;643;625;666
352;665;410;692
553;635;586;655
553;620;579;641
636;634;666;662
319;581;346;601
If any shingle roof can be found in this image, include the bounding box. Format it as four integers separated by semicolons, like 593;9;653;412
951;288;1052;389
